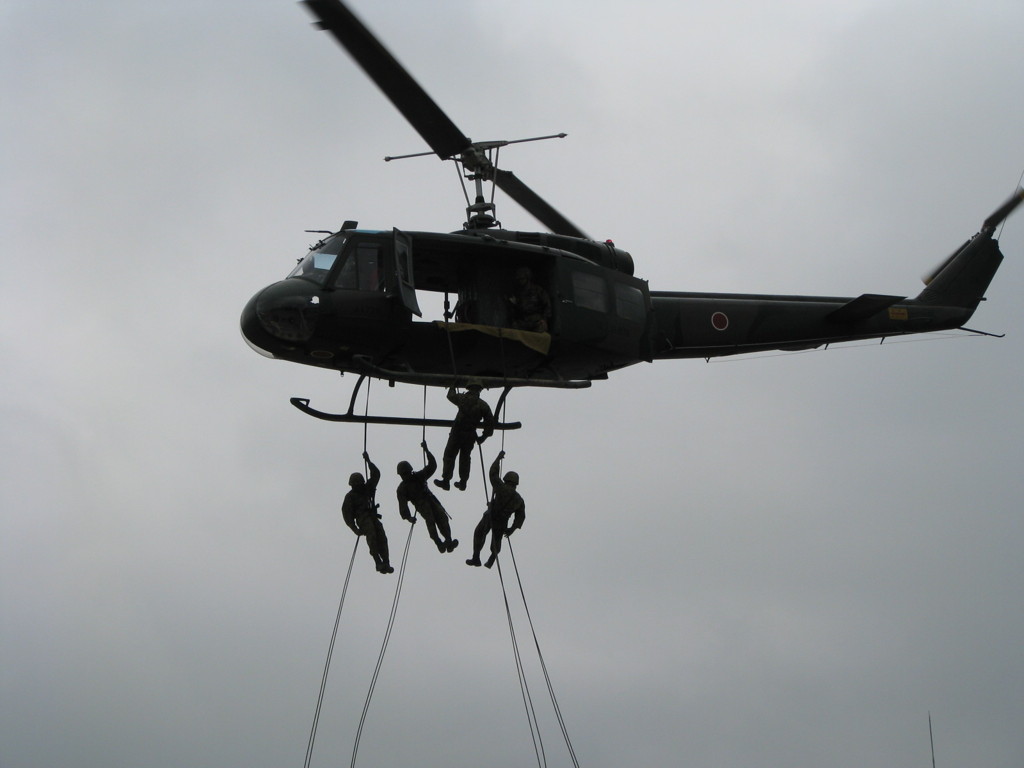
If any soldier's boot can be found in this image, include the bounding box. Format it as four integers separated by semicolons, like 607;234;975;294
433;478;450;491
454;479;467;491
484;553;497;569
446;539;459;552
466;555;482;566
434;537;447;552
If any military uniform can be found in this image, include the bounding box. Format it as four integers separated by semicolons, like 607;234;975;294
342;457;393;573
397;447;457;552
435;386;494;490
508;269;552;332
467;452;525;568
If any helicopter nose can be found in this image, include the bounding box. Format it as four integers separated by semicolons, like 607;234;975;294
241;280;322;348
240;289;277;358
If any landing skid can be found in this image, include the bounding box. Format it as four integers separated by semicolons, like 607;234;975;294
291;374;522;429
350;355;593;390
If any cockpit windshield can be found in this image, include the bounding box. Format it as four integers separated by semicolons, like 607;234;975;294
287;234;348;286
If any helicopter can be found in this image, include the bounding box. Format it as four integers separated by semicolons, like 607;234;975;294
240;0;1023;427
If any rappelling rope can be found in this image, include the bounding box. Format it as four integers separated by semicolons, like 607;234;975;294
473;383;508;493
304;377;378;768
421;385;429;467
441;292;460;386
303;537;360;768
349;510;417;768
422;385;428;444
499;327;509;392
475;441;491;497
497;555;547;768
497;383;508;455
483;394;549;768
348;373;419;768
305;378;417;768
507;539;581;768
474;424;542;767
361;378;371;454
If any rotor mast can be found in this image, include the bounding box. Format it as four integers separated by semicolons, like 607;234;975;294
302;0;588;238
386;134;570;231
460;135;569;230
461;144;499;231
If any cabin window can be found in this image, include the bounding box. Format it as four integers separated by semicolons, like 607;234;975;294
614;283;646;323
571;271;607;312
334;242;384;292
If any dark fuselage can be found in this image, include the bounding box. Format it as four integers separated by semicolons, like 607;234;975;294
241;225;1003;388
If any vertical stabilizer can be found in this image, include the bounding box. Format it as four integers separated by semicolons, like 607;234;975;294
915;187;1022;310
916;234;1003;310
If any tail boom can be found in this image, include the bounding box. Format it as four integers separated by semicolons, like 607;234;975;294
649;189;1020;361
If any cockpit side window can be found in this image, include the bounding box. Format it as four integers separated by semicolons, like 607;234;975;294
288;234;347;286
334;241;384;292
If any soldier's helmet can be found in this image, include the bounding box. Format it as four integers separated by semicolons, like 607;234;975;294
503;471;519;486
466;378;484;392
349;472;365;488
396;461;412;477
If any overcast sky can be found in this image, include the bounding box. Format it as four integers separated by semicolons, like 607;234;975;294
2;1;1023;767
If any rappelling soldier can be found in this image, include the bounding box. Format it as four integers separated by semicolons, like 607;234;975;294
342;452;394;574
466;451;526;568
434;381;494;491
396;442;458;553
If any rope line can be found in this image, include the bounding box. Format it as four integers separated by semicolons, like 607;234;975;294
497;556;546;768
303;537;360;768
421;385;428;445
361;378;371;453
508;540;581;768
496;381;508;457
349;516;417;768
476;441;491;501
442;305;459;385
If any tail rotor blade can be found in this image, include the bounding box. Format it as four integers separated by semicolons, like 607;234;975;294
982;186;1024;234
923;187;1023;285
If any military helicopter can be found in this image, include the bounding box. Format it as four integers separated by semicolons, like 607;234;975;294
240;0;1022;426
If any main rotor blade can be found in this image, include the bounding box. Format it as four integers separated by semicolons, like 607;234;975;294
493;169;589;239
304;0;588;238
302;0;471;160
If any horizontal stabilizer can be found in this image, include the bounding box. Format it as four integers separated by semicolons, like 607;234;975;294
826;293;906;323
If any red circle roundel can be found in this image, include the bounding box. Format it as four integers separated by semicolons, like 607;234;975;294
711;311;729;331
